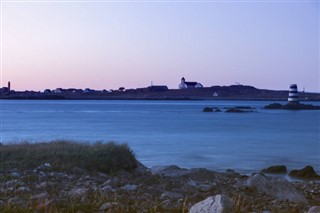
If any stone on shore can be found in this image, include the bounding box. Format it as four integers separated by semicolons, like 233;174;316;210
236;173;307;203
121;184;138;191
308;206;320;213
151;165;189;177
189;194;234;213
289;166;320;179
261;165;287;174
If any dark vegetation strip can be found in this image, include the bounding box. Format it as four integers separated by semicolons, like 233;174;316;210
0;141;137;173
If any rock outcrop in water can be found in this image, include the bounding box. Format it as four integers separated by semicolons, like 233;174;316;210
202;106;255;113
261;165;288;174
289;166;320;180
264;102;320;110
225;107;255;113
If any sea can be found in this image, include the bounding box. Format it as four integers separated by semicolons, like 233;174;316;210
1;100;319;173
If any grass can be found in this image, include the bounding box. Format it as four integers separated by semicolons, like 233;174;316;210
0;141;137;173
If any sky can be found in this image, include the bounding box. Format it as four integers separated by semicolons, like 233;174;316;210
1;0;319;92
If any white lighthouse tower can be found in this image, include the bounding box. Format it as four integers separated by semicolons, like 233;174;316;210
288;84;299;103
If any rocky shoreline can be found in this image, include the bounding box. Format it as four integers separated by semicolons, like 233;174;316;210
1;163;319;212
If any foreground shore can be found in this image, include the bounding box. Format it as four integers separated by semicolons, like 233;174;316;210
1;142;319;212
1;163;320;212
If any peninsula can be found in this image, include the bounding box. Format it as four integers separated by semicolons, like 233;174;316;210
1;81;320;101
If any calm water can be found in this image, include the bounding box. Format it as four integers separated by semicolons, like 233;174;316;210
1;100;319;173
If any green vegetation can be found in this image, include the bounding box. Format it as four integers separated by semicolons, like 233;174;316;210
0;141;137;173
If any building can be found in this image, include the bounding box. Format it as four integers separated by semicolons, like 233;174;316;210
178;77;203;89
288;84;299;103
0;82;11;93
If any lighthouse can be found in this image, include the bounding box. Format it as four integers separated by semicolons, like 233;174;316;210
288;84;299;103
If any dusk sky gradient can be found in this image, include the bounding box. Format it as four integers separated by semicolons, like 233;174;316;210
1;1;319;92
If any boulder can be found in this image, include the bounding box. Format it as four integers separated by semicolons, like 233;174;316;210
0;200;4;208
10;172;21;178
68;188;89;201
308;206;320;213
160;191;184;200
15;186;31;194
236;173;307;203
135;161;149;174
225;108;254;113
29;192;50;208
8;196;27;208
289;166;320;179
283;103;320;110
189;194;234;213
264;103;283;109
121;184;138;191
99;202;120;211
151;165;189;177
35;163;51;172
261;165;287;174
203;107;214;112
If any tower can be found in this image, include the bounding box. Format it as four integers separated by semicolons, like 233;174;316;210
8;81;11;91
179;77;186;89
288;84;299;103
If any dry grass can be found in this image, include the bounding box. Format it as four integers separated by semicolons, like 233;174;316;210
0;140;137;173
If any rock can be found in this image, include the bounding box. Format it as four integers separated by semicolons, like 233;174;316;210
30;192;50;200
197;184;213;192
36;163;51;171
68;188;89;201
264;102;320;110
135;161;149;174
16;186;31;194
99;202;120;211
203;107;214;112
225;108;254;113
121;184;137;191
10;172;21;178
261;165;287;174
151;165;189;177
160;191;184;200
189;194;234;213
101;185;114;192
289;166;320;179
0;200;4;208
264;103;283;109
308;206;320;213
283;103;320;110
184;168;217;182
29;192;50;208
8;196;27;208
236;173;307;203
36;181;55;190
36;199;57;212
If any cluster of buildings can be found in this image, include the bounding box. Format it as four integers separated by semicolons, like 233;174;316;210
43;77;204;94
0;77;204;96
0;82;11;94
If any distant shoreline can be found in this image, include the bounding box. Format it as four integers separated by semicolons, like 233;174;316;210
2;85;320;101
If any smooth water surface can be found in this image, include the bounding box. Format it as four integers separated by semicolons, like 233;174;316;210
1;100;319;173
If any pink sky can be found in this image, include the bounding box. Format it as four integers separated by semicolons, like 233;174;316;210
1;1;319;92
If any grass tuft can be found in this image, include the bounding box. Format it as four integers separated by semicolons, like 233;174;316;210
0;140;137;173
